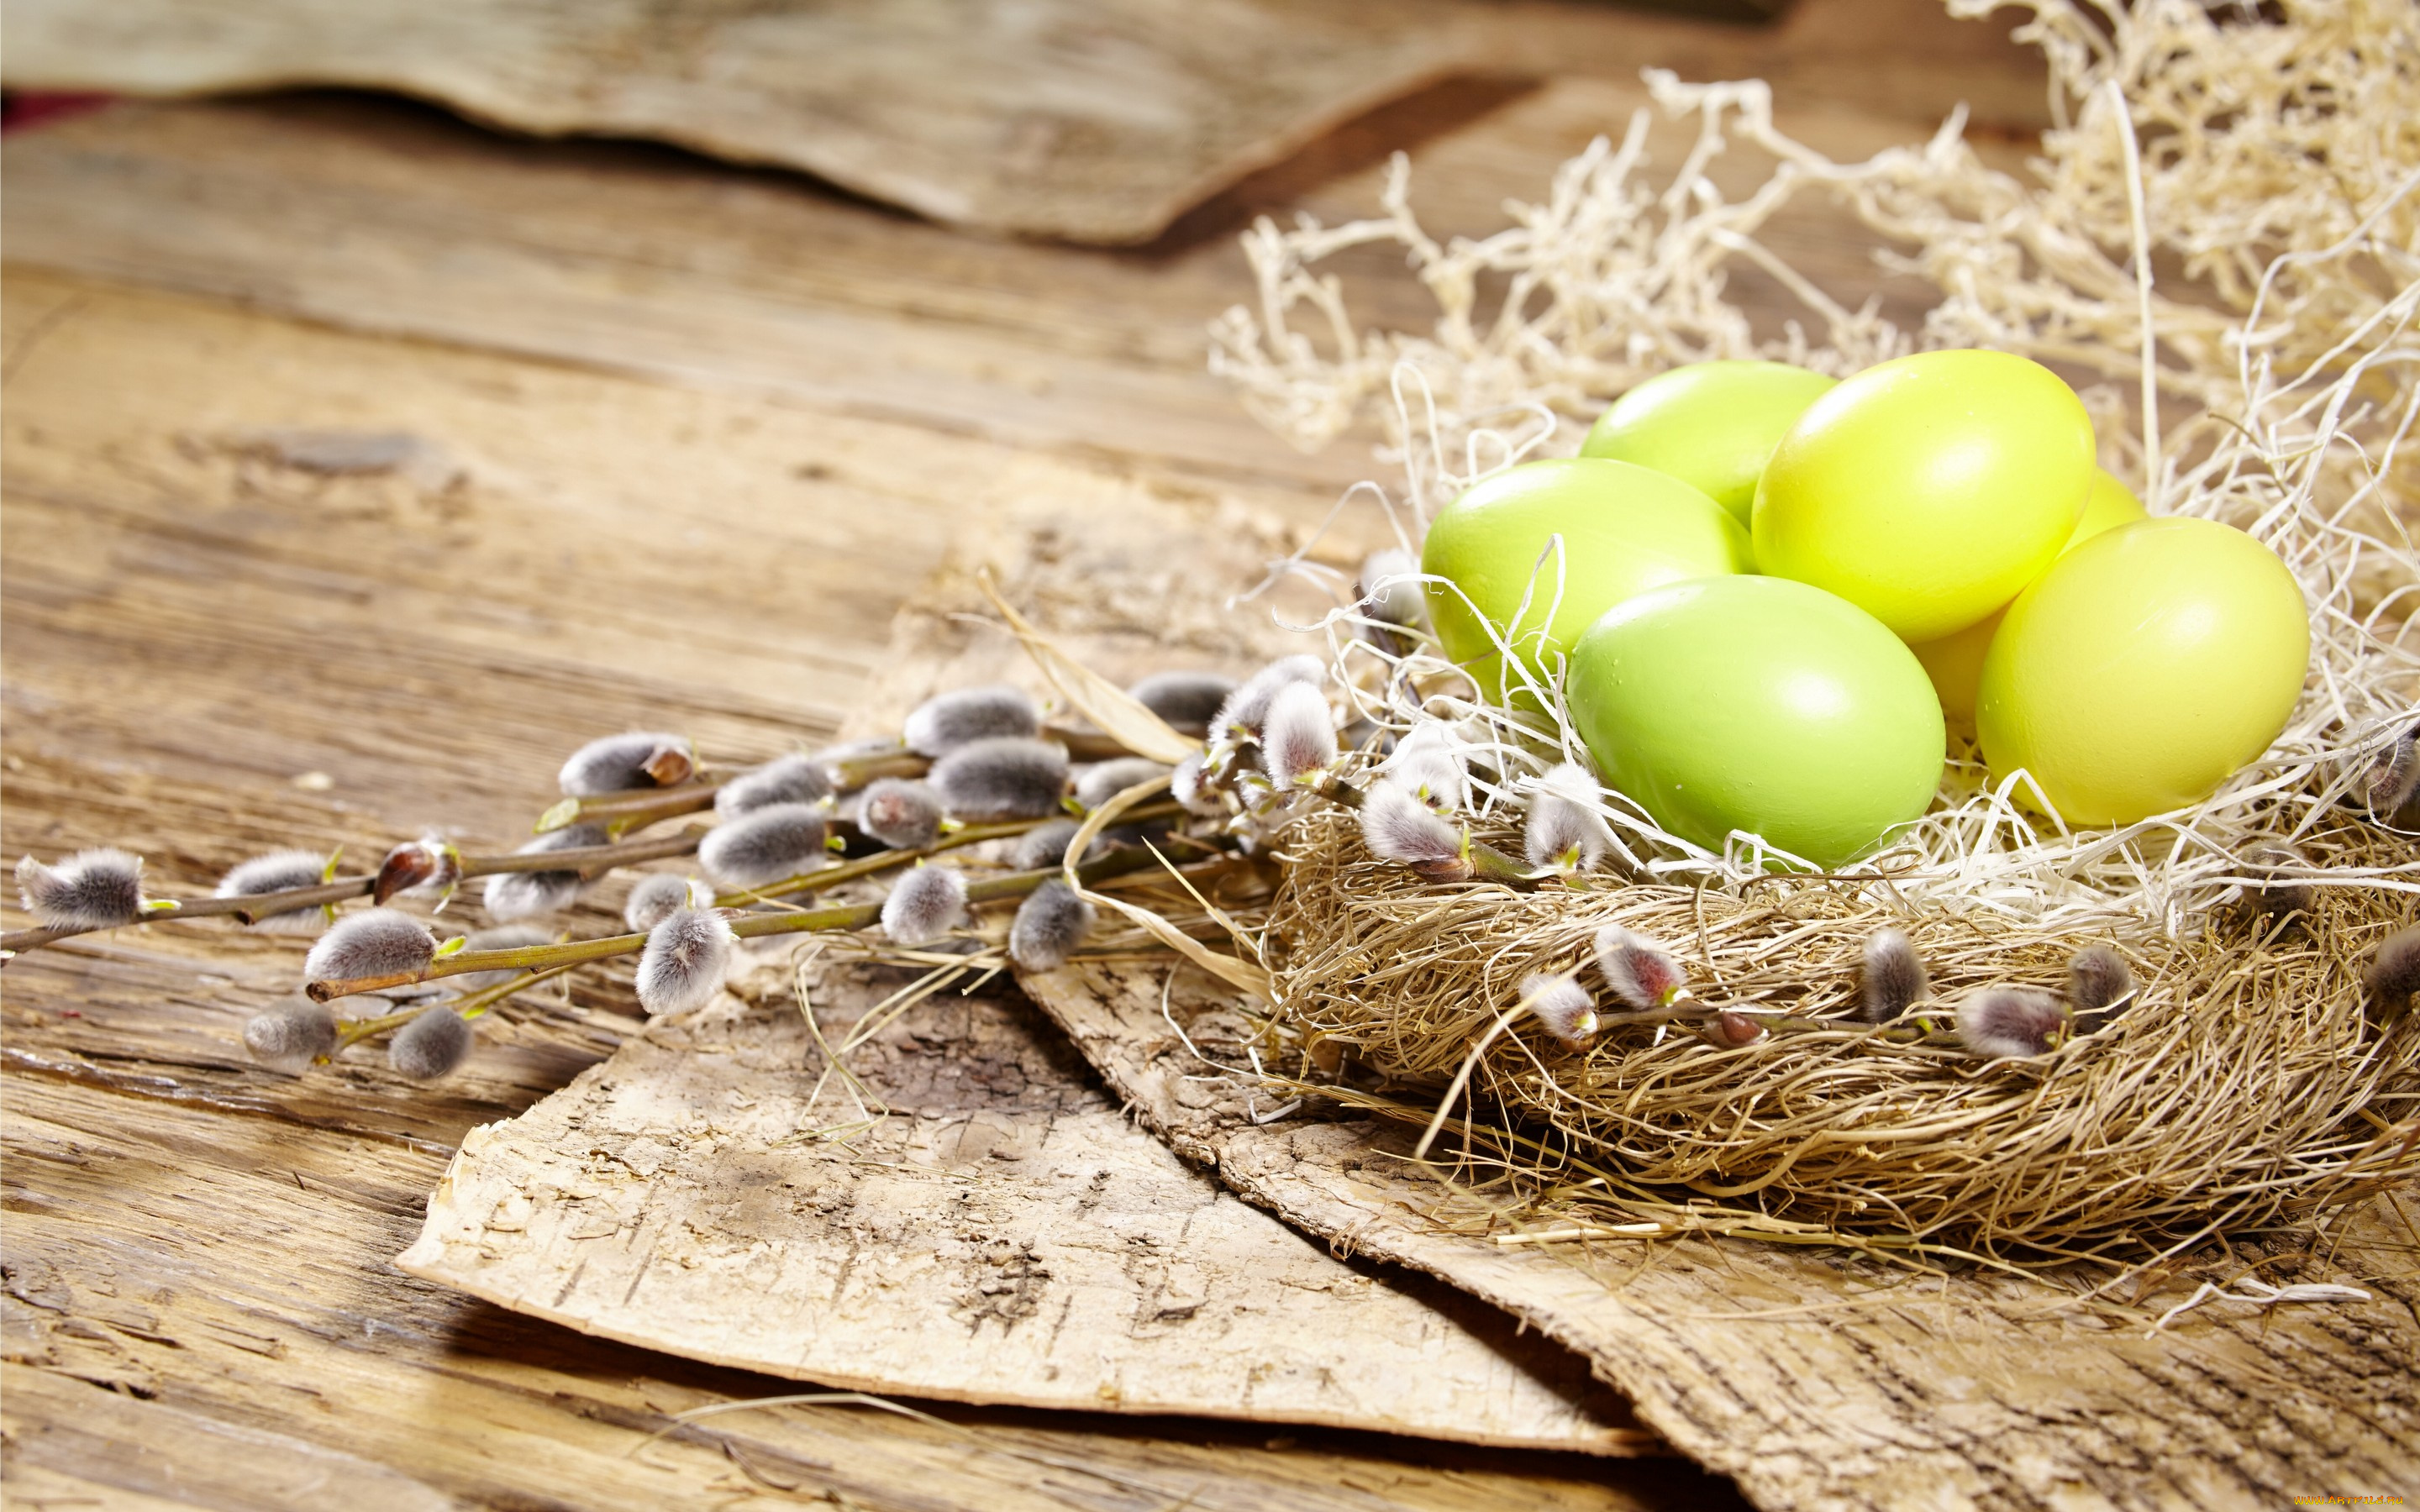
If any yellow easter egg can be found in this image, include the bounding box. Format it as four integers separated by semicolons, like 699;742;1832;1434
1754;349;2095;643
1976;517;2309;825
1911;469;2148;726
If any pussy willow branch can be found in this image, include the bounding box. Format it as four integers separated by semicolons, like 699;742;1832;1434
538;726;1147;832
329;960;584;1050
719;801;1184;907
307;846;1185;1002
0;827;709;960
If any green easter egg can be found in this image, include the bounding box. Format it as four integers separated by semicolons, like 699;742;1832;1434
1422;458;1749;701
1581;360;1838;526
1567;575;1945;867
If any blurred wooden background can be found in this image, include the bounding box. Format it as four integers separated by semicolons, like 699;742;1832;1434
2;2;2050;1506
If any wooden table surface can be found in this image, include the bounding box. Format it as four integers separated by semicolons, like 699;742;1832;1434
1;6;2048;1506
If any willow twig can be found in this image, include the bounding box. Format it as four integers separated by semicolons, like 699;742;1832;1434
1;827;710;961
306;848;1178;1002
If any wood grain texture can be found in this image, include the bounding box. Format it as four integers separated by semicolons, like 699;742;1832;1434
0;0;1470;244
0;72;1984;502
397;953;1655;1454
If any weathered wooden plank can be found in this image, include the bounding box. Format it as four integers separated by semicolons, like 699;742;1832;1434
0;71;1982;501
0;0;1470;244
0;95;1370;499
2;1069;1742;1511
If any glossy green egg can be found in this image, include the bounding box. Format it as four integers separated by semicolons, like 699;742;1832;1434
1580;360;1838;526
1421;458;1749;701
1567;575;1945;867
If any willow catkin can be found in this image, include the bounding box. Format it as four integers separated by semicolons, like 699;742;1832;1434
559;731;693;795
1009;880;1093;970
215;850;330;933
903;685;1039;757
857;780;944;849
929;738;1069;820
699;804;826;889
1955;988;2069;1058
634;908;735;1016
881;865;968;947
716;753;831;818
483;824;609;921
389;1006;474;1080
243;1001;338;1074
1127;670;1237;735
16;849;146;928
303;908;436;984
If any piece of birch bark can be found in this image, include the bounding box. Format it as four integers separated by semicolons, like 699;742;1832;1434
396;951;1655;1454
0;0;1466;244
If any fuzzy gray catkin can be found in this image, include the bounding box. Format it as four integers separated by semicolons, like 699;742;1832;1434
448;924;557;993
1126;670;1238;736
903;685;1042;758
242;1000;339;1074
1073;758;1171;813
2066;944;2135;1034
715;753;832;819
623;874;711;933
482;824;609;921
557;731;694;796
215;849;330;932
1523;763;1612;872
16;848;147;929
1210;655;1324;742
698;803;828;890
2365;731;2419;817
1382;724;1466;811
303;907;438;984
634;908;736;1016
1258;682;1339;788
1358;777;1467;880
1009;879;1094;970
1595;927;1686;1011
929;738;1069;820
2365;925;2420;1021
857;779;946;850
1860;930;1929;1024
1520;971;1598;1047
1170;751;1223;816
1012;818;1087;871
1956;988;2069;1058
881;864;969;947
389;1006;474;1080
2244;843;2312;920
1356;549;1427;629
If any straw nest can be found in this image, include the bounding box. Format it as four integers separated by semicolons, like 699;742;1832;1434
1266;806;2417;1261
1213;0;2420;1260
